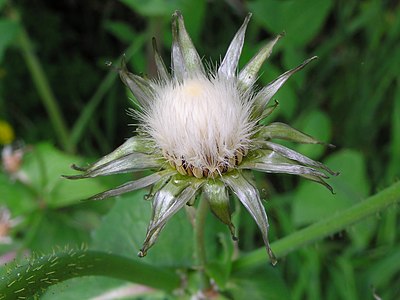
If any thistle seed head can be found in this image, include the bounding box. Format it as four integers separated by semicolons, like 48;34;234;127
143;76;254;178
65;11;337;264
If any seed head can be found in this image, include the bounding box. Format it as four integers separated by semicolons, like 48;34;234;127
143;76;254;178
65;11;337;264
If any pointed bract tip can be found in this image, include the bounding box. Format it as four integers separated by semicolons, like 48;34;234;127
85;194;104;201
120;54;128;70
71;164;87;171
268;248;278;266
173;10;182;19
229;224;238;241
242;13;252;26
327;143;336;149
80;198;92;202
271;257;278;266
152;37;158;51
297;56;318;70
326;184;335;194
62;174;86;180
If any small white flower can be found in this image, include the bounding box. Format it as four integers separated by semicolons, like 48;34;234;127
66;11;336;264
0;206;21;244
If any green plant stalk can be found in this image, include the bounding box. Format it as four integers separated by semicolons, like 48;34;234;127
17;28;72;153
0;250;181;299
194;198;210;290
69;35;147;149
232;181;400;272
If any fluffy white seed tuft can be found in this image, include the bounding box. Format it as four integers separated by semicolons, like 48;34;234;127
142;75;255;176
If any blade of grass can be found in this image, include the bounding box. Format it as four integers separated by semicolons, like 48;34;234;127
10;8;72;152
387;81;400;181
232;181;400;272
69;35;147;149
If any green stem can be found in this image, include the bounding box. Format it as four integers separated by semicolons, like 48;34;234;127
194;198;210;290
14;17;72;153
233;181;400;272
0;250;180;299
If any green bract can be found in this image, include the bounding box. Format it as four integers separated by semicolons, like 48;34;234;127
65;11;336;265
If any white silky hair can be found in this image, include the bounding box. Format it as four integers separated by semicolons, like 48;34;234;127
142;74;256;171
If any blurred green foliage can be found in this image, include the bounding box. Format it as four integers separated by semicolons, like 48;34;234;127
0;0;399;299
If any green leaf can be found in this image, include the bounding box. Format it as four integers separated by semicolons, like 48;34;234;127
0;173;35;215
91;190;195;267
294;109;332;159
249;0;333;46
0;20;20;62
21;142;107;207
27;211;90;252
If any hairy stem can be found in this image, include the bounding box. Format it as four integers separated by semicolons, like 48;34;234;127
233;181;400;272
0;250;180;299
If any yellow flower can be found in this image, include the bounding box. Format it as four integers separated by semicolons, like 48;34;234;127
0;120;15;145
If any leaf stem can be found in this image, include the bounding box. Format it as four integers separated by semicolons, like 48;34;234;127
194;197;210;290
0;250;181;298
232;181;400;272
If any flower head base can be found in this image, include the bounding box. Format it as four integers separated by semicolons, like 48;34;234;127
65;11;337;264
